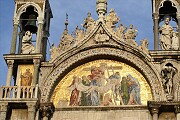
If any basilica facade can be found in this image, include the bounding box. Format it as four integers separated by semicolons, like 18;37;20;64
0;0;180;120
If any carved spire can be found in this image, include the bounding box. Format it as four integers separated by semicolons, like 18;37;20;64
96;0;107;20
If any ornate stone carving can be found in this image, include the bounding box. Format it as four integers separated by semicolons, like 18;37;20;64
58;29;74;51
124;24;138;47
105;9;120;29
50;43;59;62
7;60;14;68
94;27;109;43
41;47;162;102
82;12;95;34
21;31;35;54
26;102;37;112
138;39;149;54
116;23;127;40
40;103;55;118
74;26;85;45
161;64;177;101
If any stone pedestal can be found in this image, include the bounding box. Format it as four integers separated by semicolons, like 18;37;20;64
27;102;37;120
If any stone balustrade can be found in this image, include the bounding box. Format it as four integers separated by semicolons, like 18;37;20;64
0;85;39;99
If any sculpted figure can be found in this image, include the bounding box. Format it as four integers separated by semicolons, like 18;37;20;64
21;68;32;86
159;16;173;50
50;43;59;61
82;12;95;34
138;39;149;54
161;64;177;97
58;30;74;51
105;9;120;29
172;31;179;50
74;26;84;45
116;23;127;40
21;31;35;54
124;24;138;46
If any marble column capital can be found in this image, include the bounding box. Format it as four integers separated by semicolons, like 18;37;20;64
37;17;44;24
39;102;55;118
33;59;41;67
13;17;19;25
0;102;8;112
7;60;14;68
175;105;180;113
152;13;159;20
176;12;180;19
26;102;37;112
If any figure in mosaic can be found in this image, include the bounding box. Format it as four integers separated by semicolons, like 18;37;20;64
159;16;174;50
21;31;35;54
21;68;33;86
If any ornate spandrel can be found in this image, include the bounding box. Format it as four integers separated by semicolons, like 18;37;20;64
51;60;152;108
94;27;109;43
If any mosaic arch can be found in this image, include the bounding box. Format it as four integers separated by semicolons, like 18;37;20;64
51;60;152;107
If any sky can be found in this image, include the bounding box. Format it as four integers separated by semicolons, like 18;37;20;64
0;0;154;86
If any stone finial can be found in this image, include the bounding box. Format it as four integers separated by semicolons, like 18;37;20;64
96;0;107;19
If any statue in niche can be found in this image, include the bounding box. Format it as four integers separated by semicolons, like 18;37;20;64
116;23;127;40
94;27;109;43
138;39;149;54
105;9;120;29
159;16;174;50
82;12;95;34
124;24;138;46
161;64;177;100
172;31;179;50
21;31;35;54
74;26;84;45
58;30;74;51
21;68;32;86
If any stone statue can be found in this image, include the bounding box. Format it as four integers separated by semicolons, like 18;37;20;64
138;39;149;54
105;9;120;29
172;31;179;50
58;30;74;51
21;68;33;86
159;16;174;50
74;26;84;45
82;12;95;34
21;31;35;54
116;23;127;40
161;64;177;100
124;24;138;46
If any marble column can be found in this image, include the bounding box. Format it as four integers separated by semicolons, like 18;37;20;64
151;107;159;120
176;12;180;50
0;103;8;120
32;59;40;86
153;13;159;50
10;18;19;54
42;36;48;60
6;60;14;86
36;17;44;53
40;103;54;120
175;105;180;120
27;102;37;120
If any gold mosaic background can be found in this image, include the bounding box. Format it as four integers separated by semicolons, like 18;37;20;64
51;60;152;107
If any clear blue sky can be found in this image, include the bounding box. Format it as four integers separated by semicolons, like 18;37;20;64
0;0;154;86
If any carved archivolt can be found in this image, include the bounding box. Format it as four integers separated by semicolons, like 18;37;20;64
40;47;164;102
